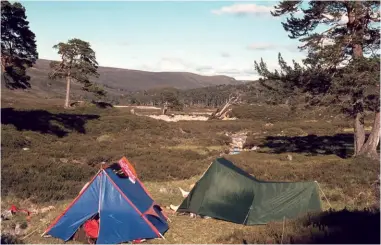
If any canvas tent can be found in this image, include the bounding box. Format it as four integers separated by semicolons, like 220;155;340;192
42;163;169;244
177;158;322;225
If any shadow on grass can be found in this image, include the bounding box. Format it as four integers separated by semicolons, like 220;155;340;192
218;208;380;244
260;134;356;158
1;107;100;137
0;234;24;244
293;208;380;244
91;101;113;108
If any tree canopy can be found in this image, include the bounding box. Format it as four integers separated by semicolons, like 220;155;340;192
255;1;380;158
49;38;106;107
1;0;38;89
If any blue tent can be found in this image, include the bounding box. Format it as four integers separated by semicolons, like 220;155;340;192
42;165;169;244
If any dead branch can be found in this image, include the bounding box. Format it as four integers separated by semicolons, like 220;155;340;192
208;93;242;120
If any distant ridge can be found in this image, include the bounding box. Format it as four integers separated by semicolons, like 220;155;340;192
24;59;241;94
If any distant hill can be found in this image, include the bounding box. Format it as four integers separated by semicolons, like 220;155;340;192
9;59;241;100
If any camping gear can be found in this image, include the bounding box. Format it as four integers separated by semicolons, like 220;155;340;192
177;157;322;225
42;162;169;244
1;205;32;221
83;219;99;239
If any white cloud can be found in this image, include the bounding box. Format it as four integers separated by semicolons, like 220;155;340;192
211;3;305;18
211;3;273;16
155;57;191;72
247;42;303;53
247;43;277;51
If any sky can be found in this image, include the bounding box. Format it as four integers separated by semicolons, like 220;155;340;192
21;1;308;81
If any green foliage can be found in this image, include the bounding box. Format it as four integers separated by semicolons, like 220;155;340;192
82;80;107;98
272;1;380;66
49;38;105;98
1;0;38;89
123;82;274;108
231;104;293;122
159;88;184;111
332;56;380;116
255;53;380;117
255;1;380;117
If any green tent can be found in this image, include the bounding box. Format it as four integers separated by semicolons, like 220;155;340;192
177;158;322;225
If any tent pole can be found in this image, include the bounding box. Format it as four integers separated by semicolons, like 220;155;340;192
314;181;332;209
200;161;213;179
242;207;251;225
281;216;286;244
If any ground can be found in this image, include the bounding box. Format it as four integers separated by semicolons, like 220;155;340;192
1;94;380;244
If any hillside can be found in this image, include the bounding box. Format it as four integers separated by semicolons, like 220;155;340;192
7;59;241;101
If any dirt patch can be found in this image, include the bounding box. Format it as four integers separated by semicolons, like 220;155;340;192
147;115;209;122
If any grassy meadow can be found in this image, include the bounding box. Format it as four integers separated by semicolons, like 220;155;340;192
1;96;380;244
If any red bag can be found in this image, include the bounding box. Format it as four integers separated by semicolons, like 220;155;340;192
83;219;99;239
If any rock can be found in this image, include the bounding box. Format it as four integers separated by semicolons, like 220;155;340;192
1;210;13;221
265;123;274;127
169;204;179;211
316;149;326;154
39;206;55;214
190;213;196;218
22;148;29;151
179;187;189;197
72;159;85;165
14;223;25;236
59;158;68;163
251;146;259;151
287;154;293;161
96;134;114;142
159;187;168;194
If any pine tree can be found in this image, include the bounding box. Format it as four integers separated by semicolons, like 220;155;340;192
48;38;105;108
255;1;380;159
1;1;38;89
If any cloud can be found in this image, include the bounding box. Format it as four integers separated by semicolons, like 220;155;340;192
211;3;273;16
247;42;303;53
220;52;231;58
211;3;305;18
195;64;259;80
155;57;192;72
196;65;214;73
247;43;277;51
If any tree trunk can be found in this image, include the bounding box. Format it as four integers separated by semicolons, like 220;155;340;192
162;101;168;115
64;75;71;108
354;113;366;156
1;56;8;72
359;112;380;159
